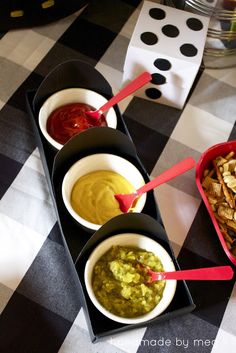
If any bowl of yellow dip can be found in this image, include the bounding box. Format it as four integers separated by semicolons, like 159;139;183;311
84;233;177;324
62;153;147;231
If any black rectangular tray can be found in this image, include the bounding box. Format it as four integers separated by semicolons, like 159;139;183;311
25;59;195;342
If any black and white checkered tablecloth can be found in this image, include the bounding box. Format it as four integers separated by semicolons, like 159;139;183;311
0;1;236;352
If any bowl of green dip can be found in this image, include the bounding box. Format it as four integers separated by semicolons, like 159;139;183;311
84;233;177;324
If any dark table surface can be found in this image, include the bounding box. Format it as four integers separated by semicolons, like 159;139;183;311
0;1;236;352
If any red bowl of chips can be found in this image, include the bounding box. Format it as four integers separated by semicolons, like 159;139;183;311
196;141;236;266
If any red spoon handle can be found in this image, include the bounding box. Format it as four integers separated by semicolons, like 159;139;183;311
136;157;196;196
153;266;234;281
99;72;152;114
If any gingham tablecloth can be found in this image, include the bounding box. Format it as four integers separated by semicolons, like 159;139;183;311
0;1;236;352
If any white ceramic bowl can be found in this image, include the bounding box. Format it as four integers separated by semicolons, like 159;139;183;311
38;88;117;150
84;233;177;324
62;153;147;231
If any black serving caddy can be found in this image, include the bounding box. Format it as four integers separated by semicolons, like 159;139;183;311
26;60;195;342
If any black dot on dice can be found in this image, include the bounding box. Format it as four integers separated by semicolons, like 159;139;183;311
149;8;166;20
154;58;171;71
180;43;198;57
186;18;203;31
162;24;179;38
151;73;166;85
145;88;162;99
140;32;158;45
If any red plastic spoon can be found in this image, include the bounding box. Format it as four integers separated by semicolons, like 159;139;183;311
115;156;196;213
144;265;234;282
85;71;152;119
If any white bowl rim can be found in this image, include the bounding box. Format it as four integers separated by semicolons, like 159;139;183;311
62;153;147;231
84;233;177;324
38;87;117;150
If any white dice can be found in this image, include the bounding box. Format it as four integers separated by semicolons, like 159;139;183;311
123;1;209;109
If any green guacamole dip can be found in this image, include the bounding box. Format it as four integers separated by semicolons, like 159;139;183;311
92;245;166;318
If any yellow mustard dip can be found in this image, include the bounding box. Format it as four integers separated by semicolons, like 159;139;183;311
70;170;135;224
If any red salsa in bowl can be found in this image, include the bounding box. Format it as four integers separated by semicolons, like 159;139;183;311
38;88;117;150
46;102;107;145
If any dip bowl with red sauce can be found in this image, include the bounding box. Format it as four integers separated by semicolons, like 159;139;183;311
38;88;117;150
